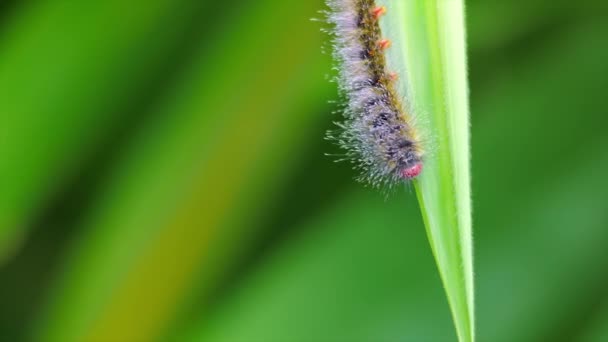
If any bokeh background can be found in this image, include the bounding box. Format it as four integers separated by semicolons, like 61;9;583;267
1;0;607;341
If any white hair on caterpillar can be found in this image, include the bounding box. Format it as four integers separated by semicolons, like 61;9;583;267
324;0;424;190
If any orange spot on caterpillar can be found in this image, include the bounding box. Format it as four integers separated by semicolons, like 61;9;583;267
378;39;391;50
371;6;386;19
388;72;399;81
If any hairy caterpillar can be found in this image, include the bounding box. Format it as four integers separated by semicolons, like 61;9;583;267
325;0;424;188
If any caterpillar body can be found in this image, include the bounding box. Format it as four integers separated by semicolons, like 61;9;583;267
326;0;424;188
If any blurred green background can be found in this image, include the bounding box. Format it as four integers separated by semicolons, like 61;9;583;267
1;0;607;341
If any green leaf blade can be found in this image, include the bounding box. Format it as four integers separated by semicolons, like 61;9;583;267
379;1;474;340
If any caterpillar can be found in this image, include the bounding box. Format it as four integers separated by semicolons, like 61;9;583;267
325;0;424;189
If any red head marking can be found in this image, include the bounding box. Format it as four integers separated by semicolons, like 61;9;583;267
401;163;423;179
371;6;387;19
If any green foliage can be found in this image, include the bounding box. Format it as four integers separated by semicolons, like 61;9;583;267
1;1;608;342
378;1;473;340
